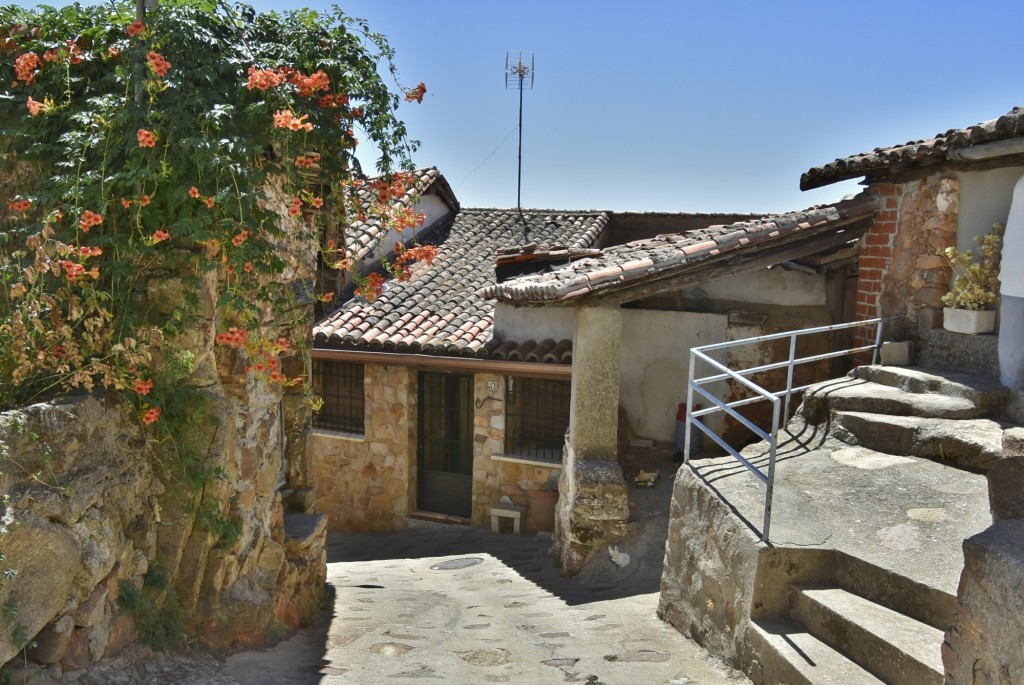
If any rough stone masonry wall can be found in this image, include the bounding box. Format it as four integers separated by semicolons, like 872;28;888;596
942;432;1024;684
658;467;764;676
0;389;325;675
855;177;959;349
0;207;327;674
310;368;561;532
470;373;561;530
308;363;415;531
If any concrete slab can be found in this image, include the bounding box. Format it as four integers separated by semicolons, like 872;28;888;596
691;433;991;596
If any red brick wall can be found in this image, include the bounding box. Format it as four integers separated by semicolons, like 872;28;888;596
854;184;901;351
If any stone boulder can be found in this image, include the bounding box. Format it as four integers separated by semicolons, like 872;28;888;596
943;521;1024;684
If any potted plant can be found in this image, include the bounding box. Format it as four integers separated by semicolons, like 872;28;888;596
939;223;1004;334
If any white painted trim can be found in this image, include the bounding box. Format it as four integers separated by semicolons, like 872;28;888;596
489;453;562;469
311;428;366;441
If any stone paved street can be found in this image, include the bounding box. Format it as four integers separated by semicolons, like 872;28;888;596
221;518;748;685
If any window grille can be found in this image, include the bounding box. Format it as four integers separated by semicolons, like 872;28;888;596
504;377;570;463
313;360;365;433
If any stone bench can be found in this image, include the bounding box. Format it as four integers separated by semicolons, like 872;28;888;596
490;504;527;535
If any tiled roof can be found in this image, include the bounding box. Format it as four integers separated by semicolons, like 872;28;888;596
801;106;1024;190
344;167;458;262
481;195;876;305
313;209;609;360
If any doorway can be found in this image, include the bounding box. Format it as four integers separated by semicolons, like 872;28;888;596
417;372;474;517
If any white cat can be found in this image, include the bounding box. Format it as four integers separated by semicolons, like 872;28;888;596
608;545;631;568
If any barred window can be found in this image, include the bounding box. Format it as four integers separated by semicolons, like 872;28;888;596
504;377;570;463
313;360;365;434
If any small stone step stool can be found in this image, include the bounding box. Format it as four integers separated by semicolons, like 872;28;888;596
490;504;527;535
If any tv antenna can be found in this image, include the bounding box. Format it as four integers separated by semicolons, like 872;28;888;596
505;51;534;215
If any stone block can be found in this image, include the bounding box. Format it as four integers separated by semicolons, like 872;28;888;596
1007;392;1024;424
86;602;112;662
943;521;1024;683
60;628;92;671
257;540;286;578
0;515;80;665
554;458;629;575
879;341;913;366
72;586;108;628
103;612;137;659
1003;427;1024;457
988;456;1024;522
916;306;943;332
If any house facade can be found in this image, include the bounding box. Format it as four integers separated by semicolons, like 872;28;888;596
305;167;879;543
484;196;877;570
801;105;1024;395
307;185;604;531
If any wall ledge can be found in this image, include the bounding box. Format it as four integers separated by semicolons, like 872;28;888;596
311;428;366;441
490;453;562;469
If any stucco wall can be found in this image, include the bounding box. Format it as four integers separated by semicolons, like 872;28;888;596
683;268;826;308
493;303;574;343
954;166;1024;250
619;309;729;443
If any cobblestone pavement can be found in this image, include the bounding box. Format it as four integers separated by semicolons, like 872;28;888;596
221;518;749;685
67;450;748;684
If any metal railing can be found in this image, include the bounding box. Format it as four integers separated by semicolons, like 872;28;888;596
683;317;886;542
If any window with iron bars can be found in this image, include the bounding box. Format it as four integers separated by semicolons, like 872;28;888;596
504;376;570;463
313;360;365;434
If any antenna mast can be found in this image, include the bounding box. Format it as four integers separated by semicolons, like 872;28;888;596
505;51;534;215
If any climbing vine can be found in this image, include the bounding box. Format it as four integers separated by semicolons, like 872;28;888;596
0;1;428;419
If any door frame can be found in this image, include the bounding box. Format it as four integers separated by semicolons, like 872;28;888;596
416;371;474;517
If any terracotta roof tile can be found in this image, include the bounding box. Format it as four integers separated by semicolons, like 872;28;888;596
801;106;1024;190
481;195;876;305
313;208;609;362
343;167;459;261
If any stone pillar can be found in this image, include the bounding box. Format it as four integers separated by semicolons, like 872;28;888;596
554;305;629;575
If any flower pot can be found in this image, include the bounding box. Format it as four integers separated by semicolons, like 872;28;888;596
943;307;996;335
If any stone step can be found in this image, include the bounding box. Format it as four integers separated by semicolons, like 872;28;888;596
792;585;944;685
852;365;1009;415
800;377;982;424
827;551;956;632
749;618;885;685
834;411;1004;472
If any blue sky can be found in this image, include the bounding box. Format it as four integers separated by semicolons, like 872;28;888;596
39;0;1024;213
320;0;1022;214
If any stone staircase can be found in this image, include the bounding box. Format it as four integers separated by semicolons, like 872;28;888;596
746;365;1010;685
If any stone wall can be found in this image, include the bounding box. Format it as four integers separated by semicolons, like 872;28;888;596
856;177;960;348
942;520;1024;685
308;363;415;531
943;437;1024;684
469;373;561;530
0;197;327;673
0;392;326;675
658;467;764;673
309;367;563;532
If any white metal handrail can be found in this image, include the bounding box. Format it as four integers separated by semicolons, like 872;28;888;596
683;317;886;542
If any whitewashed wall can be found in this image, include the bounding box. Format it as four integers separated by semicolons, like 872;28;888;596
619;309;729;442
493;302;574;343
955;166;1024;250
